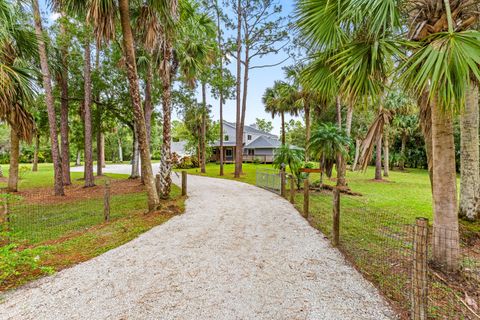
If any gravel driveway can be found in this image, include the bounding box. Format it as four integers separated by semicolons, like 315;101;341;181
0;165;395;320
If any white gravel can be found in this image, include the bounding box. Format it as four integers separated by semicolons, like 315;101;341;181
0;165;395;320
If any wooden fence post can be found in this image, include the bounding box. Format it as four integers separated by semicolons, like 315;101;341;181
332;188;340;246
412;217;429;320
290;175;295;204
182;171;187;196
303;179;309;219
280;170;286;198
104;179;111;222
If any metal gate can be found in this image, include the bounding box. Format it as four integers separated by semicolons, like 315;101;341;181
255;168;282;194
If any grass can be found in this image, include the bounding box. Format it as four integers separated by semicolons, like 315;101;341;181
0;163;186;292
182;162;480;319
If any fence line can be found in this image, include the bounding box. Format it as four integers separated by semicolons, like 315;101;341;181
256;173;479;319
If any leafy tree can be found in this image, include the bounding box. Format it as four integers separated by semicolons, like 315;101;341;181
308;123;350;187
273;144;304;189
254;118;273;133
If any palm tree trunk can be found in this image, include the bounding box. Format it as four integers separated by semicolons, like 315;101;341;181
32;0;64;196
383;130;389;177
32;133;39;172
234;0;242;178
130;123;140;179
460;82;479;221
144;62;153;147
431;98;459;271
419;90;433;190
352;138;361;171
201;82;207;174
119;0;159;210
375;135;382;181
8;128;19;192
335;96;346;187
83;33;95;187
399;133;407;170
59;13;71;185
281;111;285;145
159;43;174;199
305;105;310;161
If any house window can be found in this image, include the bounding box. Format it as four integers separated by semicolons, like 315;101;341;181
248;149;254;156
247;134;252;141
224;135;229;141
226;149;233;157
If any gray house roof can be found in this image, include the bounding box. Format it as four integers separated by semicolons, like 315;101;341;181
245;135;281;149
223;121;278;140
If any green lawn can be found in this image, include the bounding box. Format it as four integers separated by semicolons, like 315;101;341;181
0;164;185;291
181;163;479;318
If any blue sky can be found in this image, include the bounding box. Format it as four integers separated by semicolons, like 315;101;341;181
40;0;300;136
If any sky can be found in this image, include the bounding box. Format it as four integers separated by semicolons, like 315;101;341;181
39;0;300;137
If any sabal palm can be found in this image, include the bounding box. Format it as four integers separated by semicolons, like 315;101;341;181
136;0;215;198
296;0;480;271
0;1;36;192
57;0;161;210
263;81;299;145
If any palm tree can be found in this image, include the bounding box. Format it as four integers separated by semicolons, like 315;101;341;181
59;0;160;210
0;1;37;192
273;144;305;189
459;83;479;221
297;0;480;271
137;0;214;198
308;123;350;187
32;0;64;196
263;81;299;145
284;65;326;162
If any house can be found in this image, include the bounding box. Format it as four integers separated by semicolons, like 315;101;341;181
210;120;298;164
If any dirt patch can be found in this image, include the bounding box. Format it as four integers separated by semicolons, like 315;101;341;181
13;178;145;205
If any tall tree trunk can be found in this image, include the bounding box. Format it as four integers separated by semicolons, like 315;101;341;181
375;135;382;181
352;138;361;171
32;0;64;196
215;0;224;176
345;105;353;136
83;33;95;187
32;133;39;172
335;96;346;187
144;62;153;149
119;0;159;210
419;90;433;190
75;150;81;166
234;0;243;178
59;12;71;185
118;136;123;162
399;133;407;170
96;130;104;175
431;98;460;271
200;82;207;174
281;111;285;145
460;82;479;221
8;128;19;192
159;43;174;199
130;123;140;178
383;129;389;177
305;105;310;161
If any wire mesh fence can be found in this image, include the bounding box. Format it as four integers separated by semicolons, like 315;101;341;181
255;168;282;195
258;173;480;319
0;178;148;246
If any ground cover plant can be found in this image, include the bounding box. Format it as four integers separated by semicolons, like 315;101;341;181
0;164;185;292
